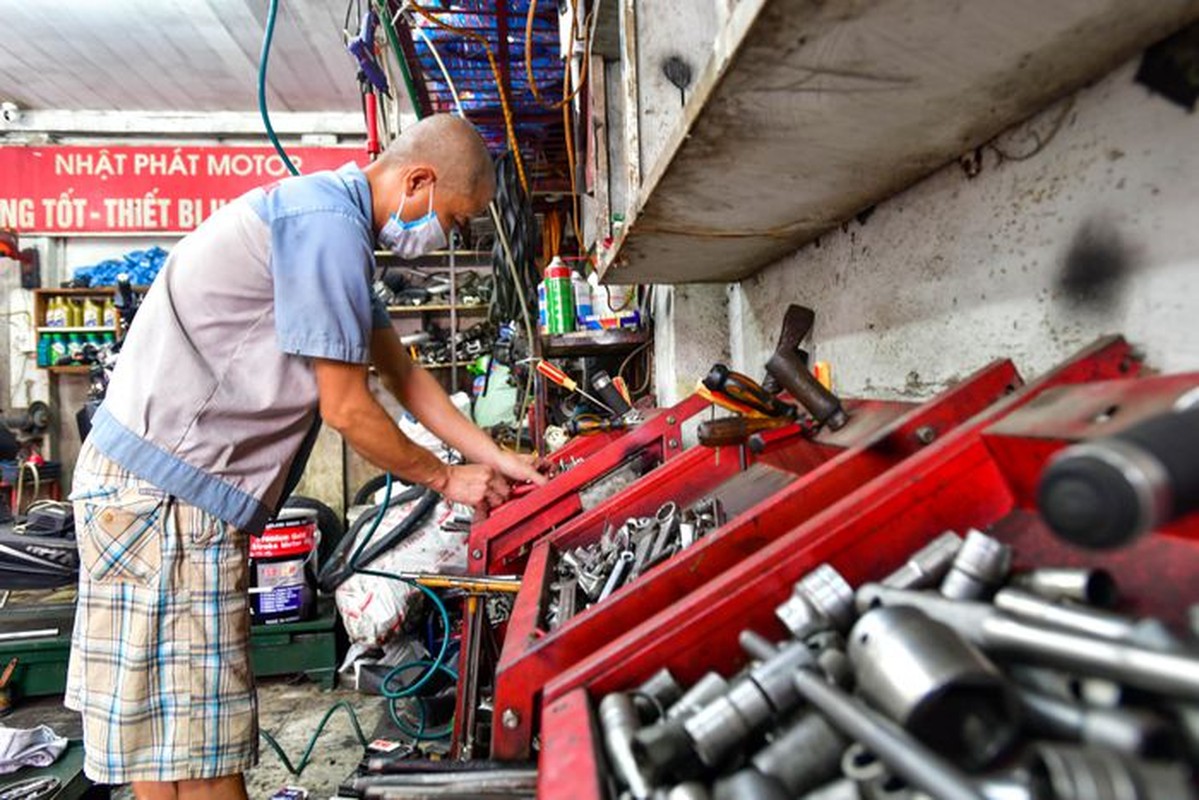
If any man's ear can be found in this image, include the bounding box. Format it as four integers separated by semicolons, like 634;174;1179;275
405;165;437;194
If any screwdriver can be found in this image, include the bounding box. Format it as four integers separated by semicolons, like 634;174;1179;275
697;416;794;447
536;359;615;413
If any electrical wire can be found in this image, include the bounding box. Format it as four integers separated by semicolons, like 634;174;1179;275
414;19;537;451
261;475;456;774
412;24;462;115
523;0;593;110
258;0;300;177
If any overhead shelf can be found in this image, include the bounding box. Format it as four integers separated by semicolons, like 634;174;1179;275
387;304;489;316
598;0;1199;284
541;329;651;358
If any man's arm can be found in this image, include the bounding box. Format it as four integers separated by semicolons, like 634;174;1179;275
371;325;546;485
313;358;512;510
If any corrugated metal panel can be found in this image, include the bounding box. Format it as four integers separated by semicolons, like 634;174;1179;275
0;0;361;112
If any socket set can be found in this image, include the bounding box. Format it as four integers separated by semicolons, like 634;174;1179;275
492;359;1020;760
595;532;1198;800
536;340;1199;797
546;498;728;630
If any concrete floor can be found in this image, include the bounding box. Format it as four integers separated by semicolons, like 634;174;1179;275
108;678;389;800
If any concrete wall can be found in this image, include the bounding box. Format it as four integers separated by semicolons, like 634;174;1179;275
680;57;1199;399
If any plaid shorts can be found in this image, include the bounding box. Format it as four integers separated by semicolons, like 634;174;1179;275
67;443;258;784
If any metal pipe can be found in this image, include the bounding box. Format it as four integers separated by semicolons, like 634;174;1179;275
858;585;1199;701
600;693;653;799
1009;568;1118;608
992;588;1138;642
881;531;962;590
1017;687;1179;757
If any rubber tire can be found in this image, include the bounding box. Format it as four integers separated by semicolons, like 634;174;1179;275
352;474;391;508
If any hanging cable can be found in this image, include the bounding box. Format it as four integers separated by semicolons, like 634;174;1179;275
258;0;300;176
523;0;594;109
412;26;462;115
405;2;529;194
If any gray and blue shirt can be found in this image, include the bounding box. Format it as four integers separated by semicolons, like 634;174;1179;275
86;163;390;533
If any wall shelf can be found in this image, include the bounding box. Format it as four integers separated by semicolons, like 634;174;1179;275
541;329;650;358
387;304;489;316
598;1;1199;284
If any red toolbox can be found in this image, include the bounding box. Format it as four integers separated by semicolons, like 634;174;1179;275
468;394;711;576
488;358;1019;759
536;337;1199;799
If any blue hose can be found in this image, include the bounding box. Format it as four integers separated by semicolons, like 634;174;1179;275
258;0;300;177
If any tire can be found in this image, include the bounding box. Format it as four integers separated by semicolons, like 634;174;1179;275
352;474;391;508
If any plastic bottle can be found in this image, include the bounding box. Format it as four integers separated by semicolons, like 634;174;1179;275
36;334;50;368
587;273;635;325
102;298;118;329
66;299;82;328
83;298;101;328
572;268;593;328
45;297;64;328
49;334;68;366
66;333;84;361
544;258;575;334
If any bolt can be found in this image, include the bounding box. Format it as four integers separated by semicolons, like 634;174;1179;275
668;438;679;449
915;426;936;445
667;416;676;424
501;709;521;729
472;548;483;559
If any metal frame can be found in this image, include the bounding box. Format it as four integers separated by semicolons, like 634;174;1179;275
537;337;1185;799
490;359;1018;759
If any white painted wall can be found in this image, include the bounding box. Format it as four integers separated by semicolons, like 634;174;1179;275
691;58;1199;399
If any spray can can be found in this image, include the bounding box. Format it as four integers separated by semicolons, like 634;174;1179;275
544;258;575;334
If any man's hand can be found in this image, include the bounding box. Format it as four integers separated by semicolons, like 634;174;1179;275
438;464;511;511
491;451;549;486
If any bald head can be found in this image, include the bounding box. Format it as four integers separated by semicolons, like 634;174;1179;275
381;114;495;202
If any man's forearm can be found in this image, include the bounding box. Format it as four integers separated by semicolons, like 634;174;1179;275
332;391;451;492
398;364;506;467
371;326;505;467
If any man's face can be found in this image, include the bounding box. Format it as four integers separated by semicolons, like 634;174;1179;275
399;172;493;241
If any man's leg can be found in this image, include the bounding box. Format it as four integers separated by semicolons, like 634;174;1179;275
178;775;249;800
131;782;177;800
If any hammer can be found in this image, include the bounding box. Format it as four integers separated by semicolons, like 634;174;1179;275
766;305;849;430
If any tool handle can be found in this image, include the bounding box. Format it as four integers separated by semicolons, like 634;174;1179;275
536;359;577;392
767;305;848;430
698;416;791;447
1039;402;1199;548
703;364;792;418
592;371;633;417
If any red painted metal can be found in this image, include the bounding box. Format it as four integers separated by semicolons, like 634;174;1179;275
536;338;1171;799
538;689;609;799
468;394;711;576
490;359;1017;759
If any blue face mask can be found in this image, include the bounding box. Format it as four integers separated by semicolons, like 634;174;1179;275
378;185;448;259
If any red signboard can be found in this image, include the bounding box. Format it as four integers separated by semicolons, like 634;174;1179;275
0;145;367;235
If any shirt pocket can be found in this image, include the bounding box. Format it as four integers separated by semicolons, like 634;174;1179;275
77;487;168;586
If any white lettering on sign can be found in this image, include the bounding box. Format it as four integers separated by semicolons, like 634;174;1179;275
54;149;129;179
207;153;302;178
40;191;88;228
0;198;37;228
101;192;172;230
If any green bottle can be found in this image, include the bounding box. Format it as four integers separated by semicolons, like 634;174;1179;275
49;334;68;366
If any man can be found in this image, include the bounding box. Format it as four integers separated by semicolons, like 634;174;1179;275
67;114;544;799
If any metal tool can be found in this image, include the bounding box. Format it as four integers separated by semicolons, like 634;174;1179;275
0;778;60;800
881;531;963;590
749;711;847;796
634;673;730;783
776;564;856;640
600;693;653;799
1009;567;1118;607
1038;401;1199;549
632;668;684;722
1025;742;1195;800
939;529;1012;601
702;363;795;419
765;305;849;430
848;606;1019;770
535;359;615;414
1017;685;1180;757
857;585;1199;701
739;632;985;800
